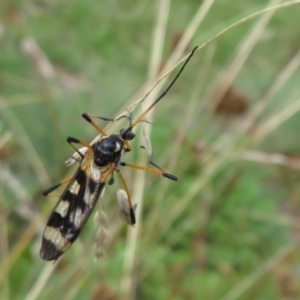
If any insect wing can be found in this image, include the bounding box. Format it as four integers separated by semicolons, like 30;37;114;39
40;153;105;261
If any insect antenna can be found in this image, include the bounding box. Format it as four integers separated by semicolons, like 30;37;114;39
122;46;198;137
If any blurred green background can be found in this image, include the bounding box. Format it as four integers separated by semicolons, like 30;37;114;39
1;0;300;299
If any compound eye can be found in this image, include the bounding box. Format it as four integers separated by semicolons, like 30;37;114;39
115;142;121;152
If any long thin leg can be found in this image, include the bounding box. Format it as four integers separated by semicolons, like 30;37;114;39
120;162;178;181
44;138;90;197
43;175;73;196
117;170;136;225
84;112;132;123
82;112;132;136
67;137;91;159
45;193;61;197
83;112;133;150
82;113;108;136
140;145;169;173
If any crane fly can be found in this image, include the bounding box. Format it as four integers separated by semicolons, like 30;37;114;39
40;46;198;261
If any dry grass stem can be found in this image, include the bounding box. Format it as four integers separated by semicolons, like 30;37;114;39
4;1;300;298
220;244;298;300
0;131;12;149
0;214;45;286
120;0;170;297
237;209;300;229
242;48;300;133
0;98;50;186
120;1;216;298
239;149;300;170
145;46;215;233
25;262;58;300
0;207;9;300
252;96;300;143
214;0;281;108
21;37;55;80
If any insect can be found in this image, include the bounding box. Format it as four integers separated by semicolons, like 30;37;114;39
40;46;198;261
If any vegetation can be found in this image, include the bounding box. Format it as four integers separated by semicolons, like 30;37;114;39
1;0;300;299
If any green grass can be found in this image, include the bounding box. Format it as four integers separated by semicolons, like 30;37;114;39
1;0;300;299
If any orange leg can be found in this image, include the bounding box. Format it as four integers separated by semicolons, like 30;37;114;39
82;113;108;136
67;137;91;159
83;112;133;151
83;112;131;123
117;170;136;225
43;175;73;196
120;162;177;181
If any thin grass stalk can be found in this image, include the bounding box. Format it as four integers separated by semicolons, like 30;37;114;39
63;268;89;300
121;1;216;298
126;1;300;284
0;97;50;186
237;209;300;229
25;263;58;300
241;48;300;133
156;119;242;237
203;47;300;173
21;36;63;160
240;149;300;170
133;0;215;237
0;165;34;220
0;95;43;110
0;214;44;286
139;218;200;283
161;0;215;73
145;46;215;233
174;1;300;166
140;166;267;282
77;3;300;283
0;73;38;90
139;188;214;282
15;2;300;298
69;0;216;162
41;254;92;299
45;0;300;166
177;0;300;151
252;96;300;143
213;0;281;108
0;205;9;300
45;258;90;300
220;244;298;300
120;0;170;298
123;56;300;296
0;131;12;149
195;1;300;56
145;0;300;115
157;87;300;236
